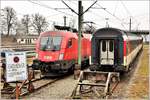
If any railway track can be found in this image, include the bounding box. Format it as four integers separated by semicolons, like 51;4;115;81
20;77;59;97
1;73;66;99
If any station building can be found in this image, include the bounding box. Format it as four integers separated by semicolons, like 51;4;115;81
16;35;38;44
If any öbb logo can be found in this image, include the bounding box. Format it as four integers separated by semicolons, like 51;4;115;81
13;56;19;63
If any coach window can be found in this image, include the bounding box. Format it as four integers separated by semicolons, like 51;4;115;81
109;40;113;52
67;39;72;48
102;40;106;52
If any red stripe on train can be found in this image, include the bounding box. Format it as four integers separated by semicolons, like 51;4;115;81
123;41;127;56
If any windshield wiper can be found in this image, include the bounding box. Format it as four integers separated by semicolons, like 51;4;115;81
51;45;57;51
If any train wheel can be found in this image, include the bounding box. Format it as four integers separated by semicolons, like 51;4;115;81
68;64;75;73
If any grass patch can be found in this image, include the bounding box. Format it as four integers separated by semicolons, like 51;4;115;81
138;44;149;76
128;44;149;99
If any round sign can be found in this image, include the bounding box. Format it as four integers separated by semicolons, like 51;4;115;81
13;56;19;63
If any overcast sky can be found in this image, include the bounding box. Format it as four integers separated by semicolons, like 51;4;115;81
1;0;149;31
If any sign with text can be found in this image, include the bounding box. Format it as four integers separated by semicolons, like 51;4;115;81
6;52;27;82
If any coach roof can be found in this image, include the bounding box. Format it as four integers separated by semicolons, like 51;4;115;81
93;27;126;38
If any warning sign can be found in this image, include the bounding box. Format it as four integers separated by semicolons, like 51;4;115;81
6;52;27;82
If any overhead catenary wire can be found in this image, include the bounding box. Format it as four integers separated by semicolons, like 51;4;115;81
120;0;132;17
96;2;127;30
28;0;126;29
84;11;106;27
27;0;145;31
62;0;78;15
28;0;74;17
113;1;119;16
96;3;123;22
88;11;105;21
45;13;62;18
82;0;97;15
62;0;126;29
83;13;104;27
120;0;139;29
68;0;77;5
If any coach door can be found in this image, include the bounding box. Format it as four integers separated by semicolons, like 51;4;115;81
100;40;114;65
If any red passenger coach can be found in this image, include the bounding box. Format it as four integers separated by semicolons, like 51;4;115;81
32;31;91;76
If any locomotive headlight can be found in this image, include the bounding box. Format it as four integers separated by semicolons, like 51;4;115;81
59;53;64;60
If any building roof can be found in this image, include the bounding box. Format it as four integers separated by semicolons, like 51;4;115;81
15;35;39;39
126;30;149;35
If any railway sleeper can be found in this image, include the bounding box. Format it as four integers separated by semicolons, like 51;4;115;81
71;70;120;99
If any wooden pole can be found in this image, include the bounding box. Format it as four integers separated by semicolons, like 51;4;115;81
15;83;20;100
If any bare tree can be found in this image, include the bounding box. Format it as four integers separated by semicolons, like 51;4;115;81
21;14;30;35
1;7;17;36
16;20;25;36
0;18;6;35
31;13;48;35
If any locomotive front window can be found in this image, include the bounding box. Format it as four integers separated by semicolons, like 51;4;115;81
40;36;62;51
40;37;50;49
53;37;62;49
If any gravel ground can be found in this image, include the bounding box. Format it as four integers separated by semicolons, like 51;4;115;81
23;75;78;99
23;48;147;100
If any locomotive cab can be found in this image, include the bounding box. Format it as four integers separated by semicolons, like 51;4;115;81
33;32;76;74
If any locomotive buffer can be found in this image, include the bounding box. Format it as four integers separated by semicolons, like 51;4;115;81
71;70;120;99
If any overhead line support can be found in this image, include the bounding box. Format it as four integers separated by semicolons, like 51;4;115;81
62;0;97;67
82;0;97;15
62;0;78;15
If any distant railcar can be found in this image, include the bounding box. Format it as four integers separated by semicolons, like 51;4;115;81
32;31;91;76
91;28;143;72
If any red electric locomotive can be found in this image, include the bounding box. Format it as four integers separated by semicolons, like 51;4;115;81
32;30;91;76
